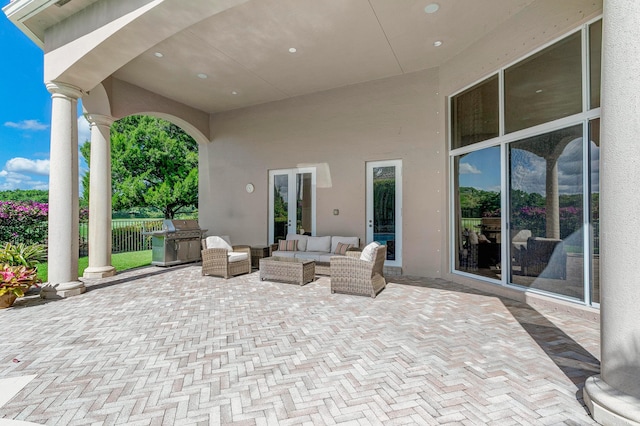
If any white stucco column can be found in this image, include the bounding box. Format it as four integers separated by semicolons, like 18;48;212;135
545;159;560;239
584;0;640;424
83;114;116;279
41;81;85;299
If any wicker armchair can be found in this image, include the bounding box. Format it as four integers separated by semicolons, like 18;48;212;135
201;236;251;279
330;244;386;298
520;237;566;279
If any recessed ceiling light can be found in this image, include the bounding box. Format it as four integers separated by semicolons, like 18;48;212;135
288;47;297;53
433;40;443;47
154;52;163;58
197;73;208;79
424;3;440;14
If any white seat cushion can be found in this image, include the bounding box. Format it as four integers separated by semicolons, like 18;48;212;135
294;251;325;261
228;251;249;262
271;250;295;258
206;236;232;251
306;236;331;252
316;253;334;263
360;242;381;262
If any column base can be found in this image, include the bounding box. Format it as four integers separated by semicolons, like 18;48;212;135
83;265;116;279
40;281;86;299
584;375;640;425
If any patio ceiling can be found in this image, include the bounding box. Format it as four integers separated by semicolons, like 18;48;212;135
7;0;537;114
113;0;537;113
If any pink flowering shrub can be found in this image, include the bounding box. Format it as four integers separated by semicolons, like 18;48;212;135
0;201;48;245
0;263;40;298
510;205;582;239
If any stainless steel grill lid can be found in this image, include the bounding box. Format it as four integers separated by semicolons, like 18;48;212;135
143;220;208;266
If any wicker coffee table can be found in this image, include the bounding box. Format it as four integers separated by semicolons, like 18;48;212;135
259;256;315;286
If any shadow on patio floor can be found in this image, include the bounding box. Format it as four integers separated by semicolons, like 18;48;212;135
390;275;600;402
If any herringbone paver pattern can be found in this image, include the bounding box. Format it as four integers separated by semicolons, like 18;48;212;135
0;266;600;425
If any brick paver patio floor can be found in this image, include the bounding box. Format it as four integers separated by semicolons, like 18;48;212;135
0;265;600;425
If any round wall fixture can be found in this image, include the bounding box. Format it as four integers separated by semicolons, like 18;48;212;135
245;183;255;193
424;3;440;14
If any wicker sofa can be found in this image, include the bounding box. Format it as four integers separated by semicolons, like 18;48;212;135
271;234;360;275
330;242;387;298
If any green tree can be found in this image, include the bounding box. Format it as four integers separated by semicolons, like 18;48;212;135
81;115;199;219
0;189;48;203
459;187;501;217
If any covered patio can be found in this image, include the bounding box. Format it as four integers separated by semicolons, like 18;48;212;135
4;0;640;423
1;268;599;424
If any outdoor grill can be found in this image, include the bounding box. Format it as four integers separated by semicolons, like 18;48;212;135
143;219;208;266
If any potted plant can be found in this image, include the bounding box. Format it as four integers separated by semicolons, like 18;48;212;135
0;243;46;309
0;264;41;308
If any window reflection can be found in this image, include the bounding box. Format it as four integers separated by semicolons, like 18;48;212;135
589;21;602;109
505;32;582;133
454;147;501;279
373;166;397;261
273;174;288;242
589;119;600;304
450;20;601;306
509;124;584;300
451;75;499;149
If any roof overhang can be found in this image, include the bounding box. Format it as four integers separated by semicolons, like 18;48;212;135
3;0;100;48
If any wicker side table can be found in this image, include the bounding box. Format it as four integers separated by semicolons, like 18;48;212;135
250;245;271;269
259;256;315;286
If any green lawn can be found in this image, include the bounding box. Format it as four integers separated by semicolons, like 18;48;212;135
36;250;152;282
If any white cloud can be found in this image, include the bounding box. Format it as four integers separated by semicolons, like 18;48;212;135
78;115;91;144
459;162;482;174
30;181;50;191
0;170;47;191
4;119;49;131
5;157;50;176
511;150;546;194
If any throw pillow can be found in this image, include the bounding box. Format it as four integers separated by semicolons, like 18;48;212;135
278;239;298;251
334;242;354;255
359;241;380;262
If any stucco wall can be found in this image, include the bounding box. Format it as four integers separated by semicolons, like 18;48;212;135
197;0;602;281
200;69;444;277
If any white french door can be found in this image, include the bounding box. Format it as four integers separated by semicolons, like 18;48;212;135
366;160;402;267
268;167;316;243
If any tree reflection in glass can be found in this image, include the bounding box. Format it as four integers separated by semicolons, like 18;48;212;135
454;146;501;279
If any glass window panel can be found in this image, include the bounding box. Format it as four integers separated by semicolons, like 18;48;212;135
373;166;397;261
451;75;499;149
296;173;312;235
273;174;288;242
454;147;501;279
505;32;582;133
589;119;600;304
589;20;602;109
509;124;584;300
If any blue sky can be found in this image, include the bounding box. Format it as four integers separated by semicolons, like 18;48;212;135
459;139;596;195
0;10;89;191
